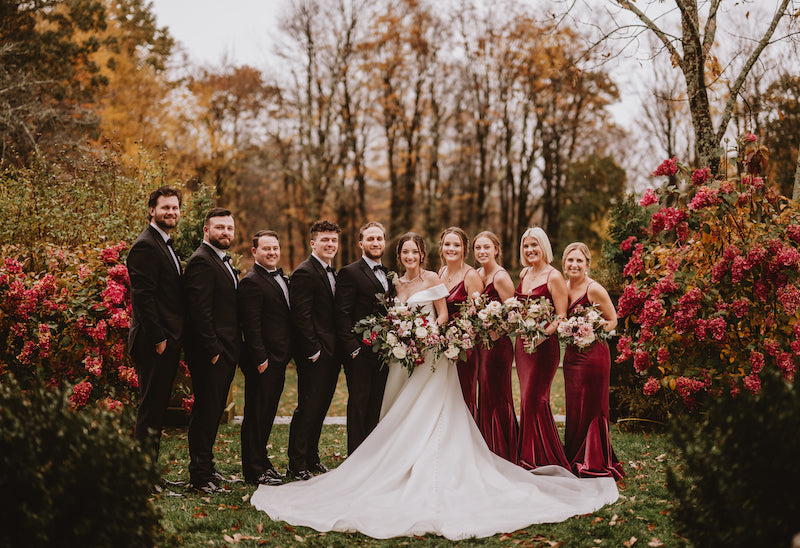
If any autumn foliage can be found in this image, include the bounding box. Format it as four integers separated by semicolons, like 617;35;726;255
616;135;800;409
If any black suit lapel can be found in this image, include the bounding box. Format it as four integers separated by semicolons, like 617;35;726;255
358;258;387;295
202;243;236;289
148;225;181;275
311;257;335;300
254;263;290;309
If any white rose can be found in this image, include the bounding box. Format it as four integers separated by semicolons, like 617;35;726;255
392;344;408;360
477;310;488;320
386;332;398;346
415;326;429;338
444;345;460;360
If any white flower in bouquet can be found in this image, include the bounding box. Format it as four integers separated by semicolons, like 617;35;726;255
557;304;609;350
392;343;408;360
415;325;429;339
413;316;426;327
444;344;460;360
386;332;398;346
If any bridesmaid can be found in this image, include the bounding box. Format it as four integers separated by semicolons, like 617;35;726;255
473;231;519;462
561;242;624;480
438;227;484;420
515;227;571;470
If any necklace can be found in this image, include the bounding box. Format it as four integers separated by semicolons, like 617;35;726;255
400;273;421;283
444;265;464;283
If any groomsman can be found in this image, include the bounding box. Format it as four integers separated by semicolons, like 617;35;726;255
127;186;185;459
183;207;242;494
336;221;395;455
287;220;341;480
238;230;292;486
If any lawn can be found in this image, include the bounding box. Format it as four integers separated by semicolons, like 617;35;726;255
155;366;684;547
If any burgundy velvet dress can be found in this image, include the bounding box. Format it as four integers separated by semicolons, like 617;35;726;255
476;278;519;463
446;280;479;420
514;271;570;470
562;286;625;480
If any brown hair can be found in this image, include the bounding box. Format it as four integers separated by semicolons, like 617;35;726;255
358;221;386;241
252;229;279;249
396;232;427;269
473;230;502;263
438;226;469;265
309;220;340;240
204;207;232;225
147;186;182;220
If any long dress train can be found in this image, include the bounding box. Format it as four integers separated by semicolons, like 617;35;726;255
251;284;618;540
515;271;571;470
563;286;625;480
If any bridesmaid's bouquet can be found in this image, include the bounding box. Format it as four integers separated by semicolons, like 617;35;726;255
508;296;555;353
557;304;611;350
460;293;517;348
440;316;477;361
354;301;442;375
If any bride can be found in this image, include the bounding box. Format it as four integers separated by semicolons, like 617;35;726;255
251;232;619;540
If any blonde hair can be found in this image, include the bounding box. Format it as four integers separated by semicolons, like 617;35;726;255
519;227;553;266
562;242;591;273
473;231;502;263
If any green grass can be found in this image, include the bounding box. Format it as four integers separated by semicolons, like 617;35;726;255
154;424;684;547
230;365;567;420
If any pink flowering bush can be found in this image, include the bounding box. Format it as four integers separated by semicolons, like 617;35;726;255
617;135;800;409
0;242;138;408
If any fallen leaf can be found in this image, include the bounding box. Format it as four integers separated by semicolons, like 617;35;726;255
257;523;263;533
623;537;638;547
647;524;655;531
609;514;619;526
648;538;664;547
592;517;604;524
294;534;305;542
654;454;666;462
594;540;602;544
222;534;237;543
193;512;207;518
500;533;514;541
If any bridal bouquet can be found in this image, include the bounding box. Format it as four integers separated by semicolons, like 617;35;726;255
557;304;611;350
354;301;442;375
460;293;517;348
508;296;555;353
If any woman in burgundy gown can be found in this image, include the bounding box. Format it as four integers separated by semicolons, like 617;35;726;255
561;242;624;480
514;227;571;470
438;227;484;419
473;231;518;462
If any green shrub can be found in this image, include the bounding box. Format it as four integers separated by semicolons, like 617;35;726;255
0;380;161;547
667;371;800;547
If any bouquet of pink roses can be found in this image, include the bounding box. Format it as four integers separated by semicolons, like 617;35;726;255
508;295;555;353
557;303;611;350
440;315;477;361
460;293;517;348
354;300;442;375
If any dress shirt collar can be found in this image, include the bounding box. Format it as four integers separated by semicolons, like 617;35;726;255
150;222;171;243
311;252;332;270
362;255;383;270
202;239;228;261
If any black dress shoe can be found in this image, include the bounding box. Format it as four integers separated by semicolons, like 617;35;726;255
287;468;312;481
309;462;328;474
211;471;243;484
255;469;284;486
191;480;230;494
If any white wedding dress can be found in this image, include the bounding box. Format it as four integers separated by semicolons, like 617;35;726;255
251;284;618;540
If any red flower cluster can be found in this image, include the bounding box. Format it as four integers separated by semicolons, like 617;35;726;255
651;157;679;177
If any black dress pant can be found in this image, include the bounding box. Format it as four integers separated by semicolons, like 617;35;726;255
131;338;181;458
240;360;287;482
287;354;340;471
187;355;236;484
344;351;388;455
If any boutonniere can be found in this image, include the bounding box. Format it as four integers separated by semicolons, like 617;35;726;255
387;270;399;287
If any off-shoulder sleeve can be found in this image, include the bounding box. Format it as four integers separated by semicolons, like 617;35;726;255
428;283;449;301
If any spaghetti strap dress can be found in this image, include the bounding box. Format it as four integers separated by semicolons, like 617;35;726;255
446;279;479;420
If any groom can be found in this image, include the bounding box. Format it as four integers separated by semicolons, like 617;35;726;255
336;221;395;455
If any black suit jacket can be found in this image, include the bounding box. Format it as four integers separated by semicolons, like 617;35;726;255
238;263;294;368
290;256;337;360
127;225;184;354
336;258;395;356
183;242;241;364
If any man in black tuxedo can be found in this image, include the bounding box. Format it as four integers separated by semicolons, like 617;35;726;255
336;221;395;455
127;186;185;459
238;230;292;486
183;207;242;494
287;220;341;480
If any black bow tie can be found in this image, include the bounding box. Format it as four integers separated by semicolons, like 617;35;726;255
268;268;284;277
373;264;388;274
165;237;174;247
326;265;335;274
222;255;231;263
